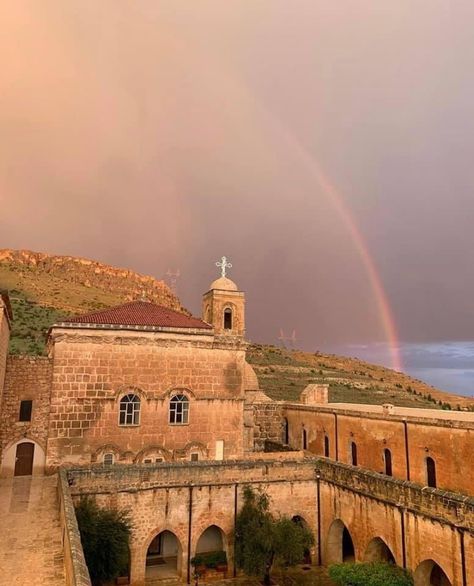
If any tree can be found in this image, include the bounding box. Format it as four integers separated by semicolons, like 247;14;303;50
329;562;413;586
234;486;314;585
75;497;132;586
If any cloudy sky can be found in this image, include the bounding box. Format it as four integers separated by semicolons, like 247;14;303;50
2;1;474;364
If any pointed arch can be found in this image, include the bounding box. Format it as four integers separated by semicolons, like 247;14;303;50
326;519;355;564
145;529;183;579
364;537;396;564
414;559;452;586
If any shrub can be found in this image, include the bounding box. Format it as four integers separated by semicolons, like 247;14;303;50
191;550;227;569
75;497;131;586
329;562;413;586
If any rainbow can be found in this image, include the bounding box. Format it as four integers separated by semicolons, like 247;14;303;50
240;96;403;372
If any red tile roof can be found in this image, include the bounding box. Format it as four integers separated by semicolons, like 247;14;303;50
60;300;212;330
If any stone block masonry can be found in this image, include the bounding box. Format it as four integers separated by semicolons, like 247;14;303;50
0;355;53;476
67;457;474;586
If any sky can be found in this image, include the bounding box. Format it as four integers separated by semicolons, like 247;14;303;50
2;1;474;370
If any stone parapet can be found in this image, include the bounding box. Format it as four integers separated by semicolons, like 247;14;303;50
67;457;474;534
57;469;92;586
315;458;474;530
284;402;474;430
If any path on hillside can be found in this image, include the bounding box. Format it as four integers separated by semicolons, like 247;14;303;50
0;475;65;585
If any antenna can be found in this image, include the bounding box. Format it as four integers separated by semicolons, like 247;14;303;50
278;329;297;349
165;269;181;294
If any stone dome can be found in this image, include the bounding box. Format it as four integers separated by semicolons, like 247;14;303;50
209;276;238;291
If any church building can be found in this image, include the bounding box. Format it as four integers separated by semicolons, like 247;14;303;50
0;264;262;477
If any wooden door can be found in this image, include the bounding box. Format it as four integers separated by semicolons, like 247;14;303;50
14;442;34;476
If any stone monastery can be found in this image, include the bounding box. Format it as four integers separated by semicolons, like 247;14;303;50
0;267;473;586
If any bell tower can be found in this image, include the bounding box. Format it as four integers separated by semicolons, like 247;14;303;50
202;257;245;337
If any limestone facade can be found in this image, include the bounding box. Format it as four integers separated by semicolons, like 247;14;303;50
0;276;473;586
0;293;11;419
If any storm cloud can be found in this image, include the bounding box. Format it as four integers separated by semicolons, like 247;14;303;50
2;1;474;355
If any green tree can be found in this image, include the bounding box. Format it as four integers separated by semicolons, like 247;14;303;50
75;497;131;586
329;561;413;586
234;486;314;585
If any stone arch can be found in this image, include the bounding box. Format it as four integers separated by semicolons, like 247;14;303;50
414;559;452;586
91;443;124;464
114;385;146;401
194;524;227;557
179;441;208;462
161;386;196;400
326;519;355;564
0;437;46;477
134;445;172;464
145;529;184;580
291;515;312;564
364;537;396;564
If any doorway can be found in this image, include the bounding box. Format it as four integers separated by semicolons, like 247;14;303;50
14;442;34;476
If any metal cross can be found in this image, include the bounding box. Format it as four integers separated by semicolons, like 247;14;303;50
216;256;232;278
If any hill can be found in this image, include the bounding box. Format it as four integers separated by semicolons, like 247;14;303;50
1;249;472;410
0;249;184;354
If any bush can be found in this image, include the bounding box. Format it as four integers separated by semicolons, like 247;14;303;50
329;562;413;586
191;550;227;569
75;498;131;586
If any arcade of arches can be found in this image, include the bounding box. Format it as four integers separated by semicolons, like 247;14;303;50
66;457;471;586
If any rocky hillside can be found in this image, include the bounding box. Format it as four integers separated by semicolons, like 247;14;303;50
1;249;472;410
0;249;183;354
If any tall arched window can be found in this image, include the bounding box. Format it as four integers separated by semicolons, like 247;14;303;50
384;448;393;476
169;394;189;424
350;441;358;466
302;428;308;450
119;394;140;426
223;308;233;330
282;418;289;445
324;435;330;458
426;456;436;488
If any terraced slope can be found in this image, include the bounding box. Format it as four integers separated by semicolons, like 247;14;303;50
247;344;474;411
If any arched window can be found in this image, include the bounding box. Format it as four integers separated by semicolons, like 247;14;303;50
282;418;289;445
384;448;393;476
223;308;233;330
302;428;308;450
324;435;330;458
103;453;114;466
426;456;436;488
119;394;140;426
169;394;189;424
350;441;358;466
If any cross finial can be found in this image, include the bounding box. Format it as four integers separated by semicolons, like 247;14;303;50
216;256;232;278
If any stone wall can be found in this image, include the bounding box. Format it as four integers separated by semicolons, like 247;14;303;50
0;355;52;476
251;402;284;450
284;403;474;494
46;330;247;469
57;470;92;586
0;304;10;419
67;457;474;586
